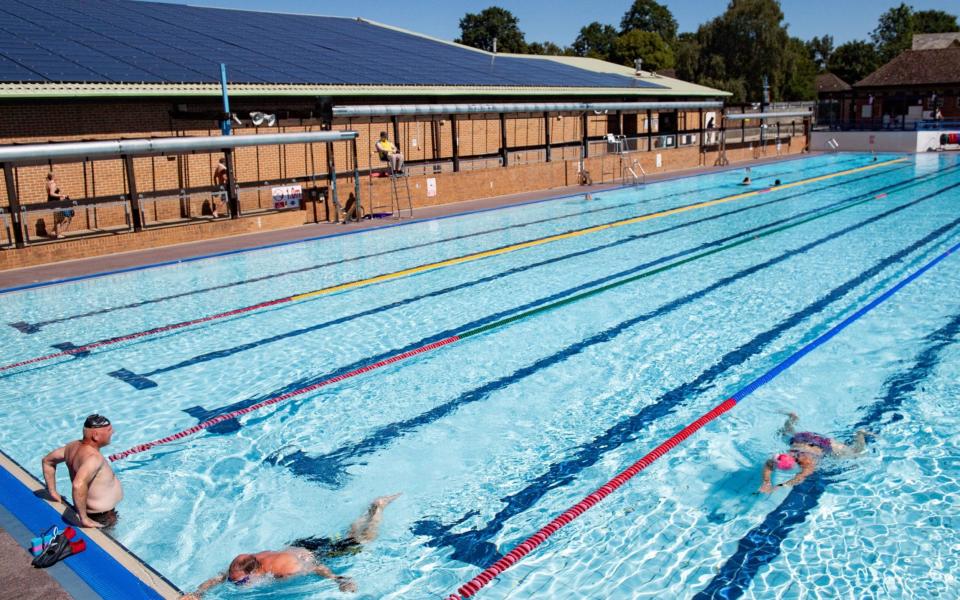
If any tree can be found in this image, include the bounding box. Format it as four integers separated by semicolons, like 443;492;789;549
694;0;789;103
457;7;526;53
672;32;701;82
871;3;914;63
827;40;879;85
806;35;834;72
912;9;959;34
781;37;817;100
612;30;675;71
620;0;678;41
526;41;566;56
573;22;619;60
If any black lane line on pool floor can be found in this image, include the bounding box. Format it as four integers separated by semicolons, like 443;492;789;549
8;159;847;334
407;195;960;568
105;164;913;390
694;309;960;600
170;166;957;437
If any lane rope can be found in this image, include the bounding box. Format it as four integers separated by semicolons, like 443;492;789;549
0;158;906;374
105;164;936;463
446;237;960;600
14;154;847;333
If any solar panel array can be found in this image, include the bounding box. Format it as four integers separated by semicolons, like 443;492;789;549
0;0;663;89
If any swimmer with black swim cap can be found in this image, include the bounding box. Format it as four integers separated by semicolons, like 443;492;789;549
759;413;872;493
184;493;401;598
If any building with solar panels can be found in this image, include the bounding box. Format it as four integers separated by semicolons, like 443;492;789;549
0;0;809;266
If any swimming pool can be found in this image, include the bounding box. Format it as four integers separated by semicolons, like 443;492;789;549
1;152;957;599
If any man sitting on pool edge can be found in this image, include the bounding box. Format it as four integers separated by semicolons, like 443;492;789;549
759;413;872;493
183;493;400;598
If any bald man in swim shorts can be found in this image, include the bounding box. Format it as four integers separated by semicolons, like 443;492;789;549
42;414;124;528
185;493;400;598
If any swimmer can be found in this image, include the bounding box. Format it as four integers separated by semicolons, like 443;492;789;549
759;413;871;493
184;493;401;598
740;176;751;185
774;179;781;186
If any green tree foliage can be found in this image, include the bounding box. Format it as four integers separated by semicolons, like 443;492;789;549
526;41;566;56
573;22;619;60
806;35;834;72
672;32;701;82
620;0;678;41
612;30;675;71
457;6;527;53
912;9;959;34
782;37;818;100
827;40;879;85
693;0;792;102
871;3;914;63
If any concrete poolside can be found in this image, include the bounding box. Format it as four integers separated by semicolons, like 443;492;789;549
0;153;812;291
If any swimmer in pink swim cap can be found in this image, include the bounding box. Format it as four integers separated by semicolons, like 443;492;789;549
759;413;873;494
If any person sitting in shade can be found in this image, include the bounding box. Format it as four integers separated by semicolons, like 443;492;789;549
375;132;404;175
184;493;400;598
46;172;74;238
759;413;872;493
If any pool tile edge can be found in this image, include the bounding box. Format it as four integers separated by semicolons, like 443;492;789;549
0;450;182;600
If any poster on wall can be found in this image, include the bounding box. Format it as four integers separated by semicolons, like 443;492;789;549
271;185;302;209
427;178;437;198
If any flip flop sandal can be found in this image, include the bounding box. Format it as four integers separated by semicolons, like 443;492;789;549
31;529;85;569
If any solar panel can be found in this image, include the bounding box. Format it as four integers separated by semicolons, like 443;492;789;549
0;0;666;90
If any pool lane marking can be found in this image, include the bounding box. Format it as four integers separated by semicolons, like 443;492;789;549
695;312;960;600
11;156;843;334
445;240;960;600
1;153;843;297
111;163;917;388
290;158;906;302
0;158;904;374
106;164;948;462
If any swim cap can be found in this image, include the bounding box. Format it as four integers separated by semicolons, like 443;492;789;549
775;453;796;470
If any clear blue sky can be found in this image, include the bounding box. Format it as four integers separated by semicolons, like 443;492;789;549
151;0;958;46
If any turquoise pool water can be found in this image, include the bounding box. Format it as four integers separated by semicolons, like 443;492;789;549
0;152;957;599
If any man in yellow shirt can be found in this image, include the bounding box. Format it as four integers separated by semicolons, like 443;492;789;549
375;131;404;174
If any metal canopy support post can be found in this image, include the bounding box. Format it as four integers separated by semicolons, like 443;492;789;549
698;108;704;154
2;162;25;248
499;113;509;167
351;138;361;220
450;114;460;172
223;148;239;219
646;109;653;152
581;113;589;158
326;141;338;222
543;111;551;162
391;115;400;148
122;154;144;231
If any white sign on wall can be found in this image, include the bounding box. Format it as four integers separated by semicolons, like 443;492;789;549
426;178;437;198
271;185;302;209
655;153;662;168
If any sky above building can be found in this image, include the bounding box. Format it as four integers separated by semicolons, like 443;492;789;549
149;0;958;46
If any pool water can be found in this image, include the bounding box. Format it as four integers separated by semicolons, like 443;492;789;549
0;152;957;599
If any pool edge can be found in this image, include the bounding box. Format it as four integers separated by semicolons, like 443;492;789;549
0;449;182;600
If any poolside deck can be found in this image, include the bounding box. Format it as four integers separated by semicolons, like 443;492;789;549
0;154;814;291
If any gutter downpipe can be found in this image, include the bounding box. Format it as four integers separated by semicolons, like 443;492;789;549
219;63;240;219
